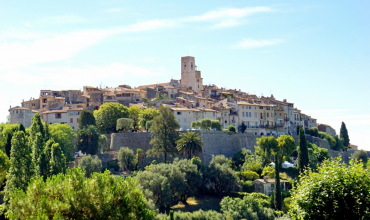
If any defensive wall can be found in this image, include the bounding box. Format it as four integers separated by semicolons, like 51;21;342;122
109;131;343;165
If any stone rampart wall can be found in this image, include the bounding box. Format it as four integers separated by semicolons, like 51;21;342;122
109;131;342;165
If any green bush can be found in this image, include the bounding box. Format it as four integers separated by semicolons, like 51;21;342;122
240;180;254;193
155;209;224;220
107;161;119;171
240;170;259;180
3;168;155;219
289;158;370;219
227;125;236;132
351;150;368;167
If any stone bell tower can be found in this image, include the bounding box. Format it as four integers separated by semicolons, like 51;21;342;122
181;56;203;92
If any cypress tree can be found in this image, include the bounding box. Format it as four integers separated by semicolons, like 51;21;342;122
79;110;96;129
43;121;50;142
5;134;12;158
29;113;45;139
19;124;26;132
49;142;66;176
31;133;46;178
298;127;309;173
3;131;32;208
340;122;350;148
274;156;282;210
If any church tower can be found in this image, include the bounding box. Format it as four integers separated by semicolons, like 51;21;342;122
181;56;203;92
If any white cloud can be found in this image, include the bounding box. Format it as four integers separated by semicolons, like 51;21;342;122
122;20;176;32
238;38;283;49
0;29;113;71
186;7;273;22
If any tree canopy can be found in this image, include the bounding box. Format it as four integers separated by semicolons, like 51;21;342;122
138;108;160;130
298;127;308;173
148;105;180;162
118;147;137;171
3;168;155;219
116;118;134;132
78;155;102;177
255;136;278;168
128;106;143;129
290;158;370;219
94;102;129;133
351;150;368;168
340;121;350;148
176;131;203;159
49;123;76;161
79;110;96;129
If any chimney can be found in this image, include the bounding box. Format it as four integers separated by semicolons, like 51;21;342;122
283;99;287;103
263;176;269;183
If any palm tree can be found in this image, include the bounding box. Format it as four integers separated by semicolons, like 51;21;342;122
176;131;203;160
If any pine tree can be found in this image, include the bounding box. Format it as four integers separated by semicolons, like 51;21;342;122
340;122;350;149
3;131;32;208
298;127;309;173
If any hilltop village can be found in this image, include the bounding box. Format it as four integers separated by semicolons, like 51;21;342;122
9;56;336;138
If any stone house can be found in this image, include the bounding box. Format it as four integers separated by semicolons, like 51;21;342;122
170;108;200;130
253;176;289;196
8;106;36;127
317;124;336;137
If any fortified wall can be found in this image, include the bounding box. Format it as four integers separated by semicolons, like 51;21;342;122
110;131;341;165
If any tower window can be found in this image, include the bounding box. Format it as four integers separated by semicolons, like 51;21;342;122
184;62;186;69
191;62;193;69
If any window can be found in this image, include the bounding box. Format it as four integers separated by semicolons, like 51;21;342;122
259;106;263;109
178;118;181;122
70;118;73;123
255;112;257;118
184;118;187;122
249;106;251;109
249;112;251;117
184;126;187;130
184;62;187;69
267;113;269;118
213;112;215;117
267;107;270;110
43;99;47;103
242;106;244;109
195;112;198;115
32;103;35;106
225;120;227;123
55;113;61;119
242;112;245;117
177;112;182;115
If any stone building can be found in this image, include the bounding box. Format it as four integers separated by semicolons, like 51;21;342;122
181;56;203;92
253;176;289;196
8;106;35;127
317;124;336;137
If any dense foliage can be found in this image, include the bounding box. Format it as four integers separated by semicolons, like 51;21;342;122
318;131;336;149
78;155;102;177
3;168;155;219
79;110;96;130
77;125;100;155
118;147;137;171
94;102;129;133
290;158;370;219
351;150;368;167
148;105;180;162
255;136;277;168
49;123;76;161
138;108;160;130
128;106;143;129
116;118;134;132
227;125;236;132
0;148;10;187
340;121;350;148
176;131;203;159
297;127;308;173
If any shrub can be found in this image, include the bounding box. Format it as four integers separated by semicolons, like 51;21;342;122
211;120;222;131
351;150;368;167
3;168;155;219
227;125;236;132
289;158;370;219
240;170;259;181
262;166;275;178
240;180;254;193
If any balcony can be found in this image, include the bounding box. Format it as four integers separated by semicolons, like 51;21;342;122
276;122;284;127
284;117;290;121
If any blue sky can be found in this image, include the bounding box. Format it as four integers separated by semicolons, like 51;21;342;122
0;1;369;150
